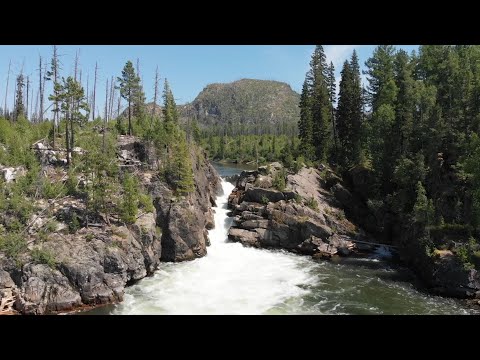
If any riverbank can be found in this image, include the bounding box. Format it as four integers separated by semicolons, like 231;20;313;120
82;164;477;315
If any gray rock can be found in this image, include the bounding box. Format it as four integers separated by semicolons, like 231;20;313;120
228;228;260;247
243;187;285;203
240;219;270;230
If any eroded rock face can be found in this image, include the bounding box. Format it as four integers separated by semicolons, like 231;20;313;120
1;136;221;314
1;210;161;314
227;165;357;258
152;149;221;262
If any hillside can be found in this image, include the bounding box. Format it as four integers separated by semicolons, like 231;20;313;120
185;79;300;131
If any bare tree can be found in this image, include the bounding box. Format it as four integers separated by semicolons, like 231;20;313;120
104;78;109;122
92;62;98;121
103;78;108;150
26;76;29;120
4;59;11;119
117;92;121;119
39;56;44;122
109;76;115;120
86;71;89;110
151;65;159;125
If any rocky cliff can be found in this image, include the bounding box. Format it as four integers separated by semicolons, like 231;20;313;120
227;163;366;259
0;136;221;314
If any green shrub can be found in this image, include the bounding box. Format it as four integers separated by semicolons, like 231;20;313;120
334;209;346;220
65;169;78;196
292;156;305;173
272;169;286;191
294;193;302;204
69;212;80;233
138;193;155;213
85;233;94;241
44;221;58;233
31;248;57;268
261;195;269;205
455;245;474;270
42;178;66;199
0;233;27;260
306;196;318;211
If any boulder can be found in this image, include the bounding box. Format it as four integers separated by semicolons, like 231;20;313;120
228;228;260;247
243;187;285;203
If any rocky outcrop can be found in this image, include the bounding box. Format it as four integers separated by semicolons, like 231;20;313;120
0;165;26;183
0;212;160;315
227;165;360;259
151;148;220;262
0;136;221;314
397;223;480;299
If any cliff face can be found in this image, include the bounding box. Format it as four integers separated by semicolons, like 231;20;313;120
227;164;363;259
0;137;221;315
152;148;221;262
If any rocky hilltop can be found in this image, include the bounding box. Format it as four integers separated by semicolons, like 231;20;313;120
189;79;300;129
0;136;220;315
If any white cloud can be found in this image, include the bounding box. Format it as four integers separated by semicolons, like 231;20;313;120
324;45;362;68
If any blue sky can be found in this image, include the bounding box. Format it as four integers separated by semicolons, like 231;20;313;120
0;45;418;118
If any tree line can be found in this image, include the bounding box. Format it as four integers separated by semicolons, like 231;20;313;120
299;45;480;267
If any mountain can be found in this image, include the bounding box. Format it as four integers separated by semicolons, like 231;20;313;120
185;79;300;131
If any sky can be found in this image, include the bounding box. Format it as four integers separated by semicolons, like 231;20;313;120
0;45;418;118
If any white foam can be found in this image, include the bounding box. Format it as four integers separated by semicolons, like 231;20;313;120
114;179;315;315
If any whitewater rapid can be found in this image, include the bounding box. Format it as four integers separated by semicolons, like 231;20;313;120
112;180;317;314
103;177;473;315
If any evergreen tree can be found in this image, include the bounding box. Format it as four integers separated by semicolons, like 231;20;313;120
46;45;60;149
162;78;179;125
327;61;338;161
413;181;434;225
309;45;333;161
120;173;139;224
58;76;89;165
117;61;141;136
170;131;195;195
298;80;314;159
14;74;25;121
336;51;363;169
364;45;398;194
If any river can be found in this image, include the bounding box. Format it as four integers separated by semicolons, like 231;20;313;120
86;163;475;315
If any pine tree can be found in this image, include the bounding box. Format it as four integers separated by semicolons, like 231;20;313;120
336;61;353;168
14;74;25;121
298;80;314;159
308;45;333;161
364;45;398;194
120;173;139;224
413;181;434;225
117;61;141;136
46;45;60;149
327;61;338;160
58;76;89;165
162;78;179;125
170;131;195;195
394;49;415;158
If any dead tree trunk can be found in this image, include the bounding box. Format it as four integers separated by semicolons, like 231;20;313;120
92;62;97;121
103;78;108;151
39;56;44;122
4;59;11;119
151;65;159;126
26;76;29;120
108;76;114;121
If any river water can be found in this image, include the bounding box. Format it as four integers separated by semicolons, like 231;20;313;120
87;163;475;315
